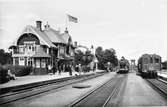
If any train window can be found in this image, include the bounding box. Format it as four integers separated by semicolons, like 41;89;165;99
144;58;148;64
155;58;159;63
150;57;153;63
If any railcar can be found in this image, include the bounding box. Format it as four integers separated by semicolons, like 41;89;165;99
137;54;161;78
117;57;130;74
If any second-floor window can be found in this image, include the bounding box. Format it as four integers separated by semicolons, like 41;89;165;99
24;41;36;53
19;46;24;53
59;46;65;54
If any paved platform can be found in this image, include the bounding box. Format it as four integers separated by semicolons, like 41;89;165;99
119;73;167;106
1;72;116;107
158;70;167;78
0;70;103;89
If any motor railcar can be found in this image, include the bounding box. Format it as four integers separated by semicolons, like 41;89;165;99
137;54;161;78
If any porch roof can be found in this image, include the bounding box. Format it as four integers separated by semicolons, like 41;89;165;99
32;48;51;58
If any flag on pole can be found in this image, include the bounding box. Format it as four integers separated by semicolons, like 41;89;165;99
67;14;78;23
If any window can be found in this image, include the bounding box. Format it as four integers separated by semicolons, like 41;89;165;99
66;46;70;55
144;58;148;64
24;41;36;53
15;58;19;65
155;58;159;63
60;47;64;54
36;59;40;68
19;57;25;66
150;57;153;63
41;59;46;68
19;46;24;53
32;47;35;51
20;57;24;60
28;58;32;66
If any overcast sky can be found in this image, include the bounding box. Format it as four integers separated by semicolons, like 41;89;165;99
0;0;167;61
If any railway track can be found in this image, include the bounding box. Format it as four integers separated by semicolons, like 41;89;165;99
0;72;106;106
146;78;167;98
70;74;127;107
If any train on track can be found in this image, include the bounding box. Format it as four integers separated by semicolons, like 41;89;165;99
117;57;130;74
137;54;161;78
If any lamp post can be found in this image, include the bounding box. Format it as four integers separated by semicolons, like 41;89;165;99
94;58;98;71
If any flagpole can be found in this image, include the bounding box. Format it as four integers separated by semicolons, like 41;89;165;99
66;13;68;30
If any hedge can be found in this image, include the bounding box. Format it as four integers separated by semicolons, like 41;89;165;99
9;65;32;77
0;65;32;84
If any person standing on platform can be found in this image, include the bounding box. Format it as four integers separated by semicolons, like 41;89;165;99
58;65;61;75
78;64;82;75
52;65;56;74
93;64;96;72
75;64;79;72
48;65;52;74
68;64;72;76
7;69;16;80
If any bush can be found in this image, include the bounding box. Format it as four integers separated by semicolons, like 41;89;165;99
9;66;32;77
97;63;106;70
0;66;9;84
82;66;91;72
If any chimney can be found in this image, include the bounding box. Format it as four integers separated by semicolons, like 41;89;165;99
36;21;42;31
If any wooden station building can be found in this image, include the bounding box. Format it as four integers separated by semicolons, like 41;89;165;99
9;21;75;75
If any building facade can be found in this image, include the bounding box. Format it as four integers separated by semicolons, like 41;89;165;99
9;21;75;75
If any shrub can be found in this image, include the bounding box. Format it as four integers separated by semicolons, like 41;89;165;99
97;63;106;70
82;66;91;72
9;66;32;77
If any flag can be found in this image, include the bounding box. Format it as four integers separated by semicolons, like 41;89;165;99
67;14;78;23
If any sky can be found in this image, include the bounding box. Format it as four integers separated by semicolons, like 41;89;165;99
0;0;167;61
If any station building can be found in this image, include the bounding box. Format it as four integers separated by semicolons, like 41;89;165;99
9;21;75;75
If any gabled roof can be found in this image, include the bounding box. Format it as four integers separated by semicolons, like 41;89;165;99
32;26;56;47
43;28;66;43
11;22;72;48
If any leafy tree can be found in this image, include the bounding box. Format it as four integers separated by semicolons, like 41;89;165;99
74;49;84;65
83;50;94;65
95;47;118;70
74;49;94;66
0;49;12;65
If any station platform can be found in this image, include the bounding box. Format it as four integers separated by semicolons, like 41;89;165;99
158;70;167;78
0;70;103;89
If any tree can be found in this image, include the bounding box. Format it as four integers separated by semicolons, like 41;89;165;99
74;49;84;65
74;49;94;66
0;49;12;65
83;50;94;65
95;46;118;70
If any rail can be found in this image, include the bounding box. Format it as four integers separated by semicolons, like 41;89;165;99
70;74;127;107
0;71;106;105
146;78;167;98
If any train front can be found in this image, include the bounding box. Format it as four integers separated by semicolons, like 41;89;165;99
117;57;129;74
